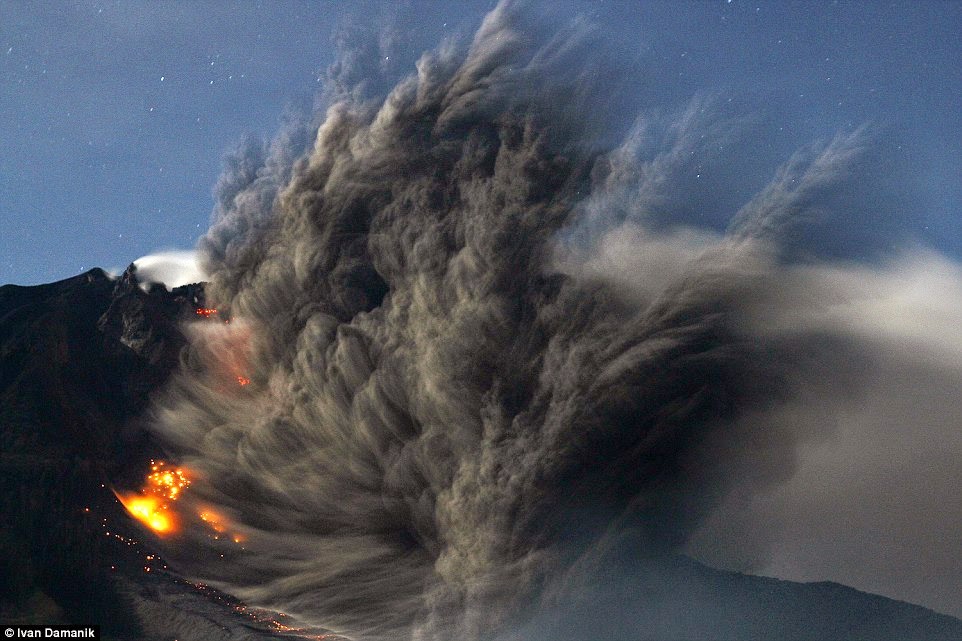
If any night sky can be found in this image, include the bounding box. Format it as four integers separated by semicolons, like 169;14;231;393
2;1;960;286
3;0;962;625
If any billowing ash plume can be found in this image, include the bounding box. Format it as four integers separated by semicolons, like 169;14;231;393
148;1;960;638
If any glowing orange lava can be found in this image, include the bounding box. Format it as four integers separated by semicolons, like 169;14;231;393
115;460;191;535
195;307;219;318
117;495;173;533
147;462;190;499
198;507;246;544
236;375;251;386
116;461;248;546
199;509;226;533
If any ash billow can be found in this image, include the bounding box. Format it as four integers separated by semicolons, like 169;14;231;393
148;2;962;639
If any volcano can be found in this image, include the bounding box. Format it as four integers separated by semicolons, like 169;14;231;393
1;267;960;640
0;267;332;640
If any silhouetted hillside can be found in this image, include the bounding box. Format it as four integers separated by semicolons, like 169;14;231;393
0;266;202;636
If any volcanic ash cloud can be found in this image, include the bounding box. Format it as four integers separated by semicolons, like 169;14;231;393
148;2;962;638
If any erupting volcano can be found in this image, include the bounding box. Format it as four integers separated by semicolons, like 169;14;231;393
4;2;962;639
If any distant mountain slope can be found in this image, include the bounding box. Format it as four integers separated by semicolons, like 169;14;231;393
524;552;962;641
1;269;960;640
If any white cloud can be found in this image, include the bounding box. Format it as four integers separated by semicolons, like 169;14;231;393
133;250;206;289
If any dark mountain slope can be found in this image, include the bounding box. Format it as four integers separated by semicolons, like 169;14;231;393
0;267;199;459
0;267;200;637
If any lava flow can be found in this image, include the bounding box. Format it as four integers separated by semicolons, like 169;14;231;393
115;460;190;535
115;312;250;534
116;460;247;544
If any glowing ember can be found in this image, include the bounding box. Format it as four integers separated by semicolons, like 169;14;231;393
236;375;251;386
197;507;247;545
147;461;190;499
117;461;248;544
195;307;219;317
198;509;225;532
116;460;191;535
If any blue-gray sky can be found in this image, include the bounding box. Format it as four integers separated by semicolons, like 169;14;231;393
2;1;960;285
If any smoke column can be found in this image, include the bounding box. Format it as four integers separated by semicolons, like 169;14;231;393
149;2;962;637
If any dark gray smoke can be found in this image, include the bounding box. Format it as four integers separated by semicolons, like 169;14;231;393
149;2;962;637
